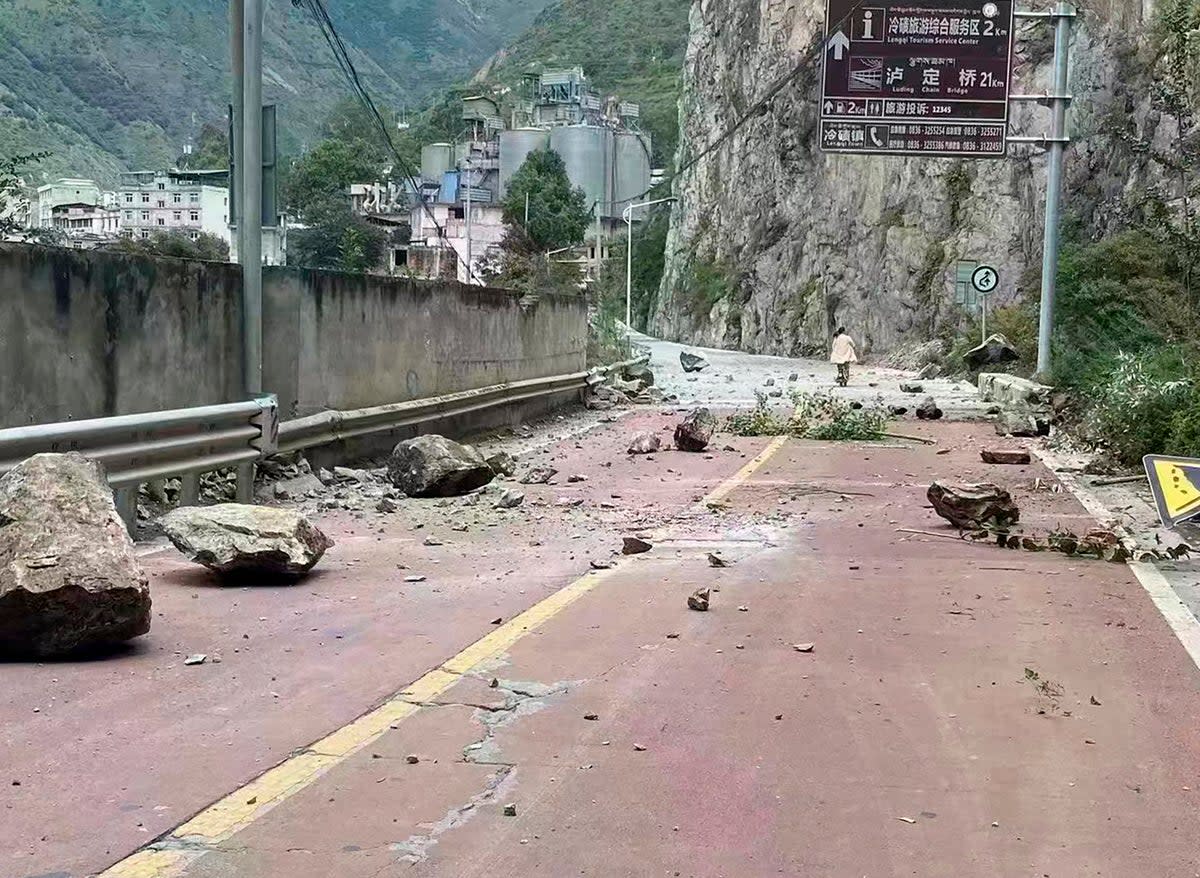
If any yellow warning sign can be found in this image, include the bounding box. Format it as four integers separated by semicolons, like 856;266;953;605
1143;455;1200;527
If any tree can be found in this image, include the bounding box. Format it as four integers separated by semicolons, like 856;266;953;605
1;151;46;241
501;149;590;252
105;230;230;262
179;123;230;170
289;201;387;272
283;139;387;221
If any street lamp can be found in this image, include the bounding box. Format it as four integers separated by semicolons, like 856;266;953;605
622;196;677;330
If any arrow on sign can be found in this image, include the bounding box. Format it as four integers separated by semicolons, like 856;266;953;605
828;30;851;61
823;100;834;113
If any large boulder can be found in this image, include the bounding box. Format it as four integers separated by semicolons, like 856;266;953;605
964;334;1019;372
927;482;1020;530
0;454;151;657
680;350;710;373
160;504;332;578
915;397;944;420
675;408;717;452
622;363;655;387
388;435;495;497
628;432;663;455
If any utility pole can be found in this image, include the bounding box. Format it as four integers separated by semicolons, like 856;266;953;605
242;0;264;395
231;0;264;503
1010;2;1075;379
464;158;473;284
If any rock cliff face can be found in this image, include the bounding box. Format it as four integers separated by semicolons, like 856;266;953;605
654;0;1181;356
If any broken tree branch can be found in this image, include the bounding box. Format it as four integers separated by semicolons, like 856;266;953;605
883;432;938;445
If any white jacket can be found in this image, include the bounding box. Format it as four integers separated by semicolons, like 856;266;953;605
830;334;858;364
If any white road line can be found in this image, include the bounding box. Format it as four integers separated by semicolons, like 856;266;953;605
1036;446;1200;673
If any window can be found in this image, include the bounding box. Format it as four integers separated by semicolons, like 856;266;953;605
189;193;200;204
124;211;133;221
157;182;165;190
172;193;182;204
395;249;409;267
157;199;166;208
190;211;199;222
140;230;150;239
156;218;165;226
141;211;150;221
124;193;133;204
173;211;182;221
188;231;199;241
141;193;150;204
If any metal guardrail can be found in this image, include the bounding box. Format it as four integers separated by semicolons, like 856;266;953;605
0;356;645;527
276;355;648;454
0;397;279;527
277;372;590;453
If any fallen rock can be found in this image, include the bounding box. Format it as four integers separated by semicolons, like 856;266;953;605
0;454;151;657
792;643;815;653
900;382;925;394
273;472;325;499
916;397;944;420
788;373;799;382
495;489;525;510
160;504;333;578
707;553;729;568
623;364;655;387
519;466;558;485
964;334;1019;371
376;497;401;513
888;405;909;416
388;435;494;498
995;409;1049;437
628;432;663;455
916;362;941;380
765;378;775;387
485;452;517;478
332;466;367;483
622;536;653;555
680;350;710;373
184;653;207;666
687;588;711;611
981;449;1031;465
927;482;1020;530
768;389;784;398
674;408;717;452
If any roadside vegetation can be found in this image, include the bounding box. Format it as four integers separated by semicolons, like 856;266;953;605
726;391;889;441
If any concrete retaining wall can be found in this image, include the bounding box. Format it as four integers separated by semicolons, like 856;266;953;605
0;244;588;431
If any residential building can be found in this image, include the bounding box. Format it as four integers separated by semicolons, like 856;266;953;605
50;202;122;248
404;190;505;284
35;179;106;228
118;169;230;245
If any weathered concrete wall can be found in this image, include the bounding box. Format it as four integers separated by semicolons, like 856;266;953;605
0;245;243;427
0;245;588;429
263;268;587;419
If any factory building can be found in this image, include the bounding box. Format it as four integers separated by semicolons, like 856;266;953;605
394;68;654;284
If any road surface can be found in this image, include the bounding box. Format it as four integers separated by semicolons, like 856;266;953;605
3;340;1199;878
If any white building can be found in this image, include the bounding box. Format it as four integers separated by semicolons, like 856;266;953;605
50;202;122;248
35;179;106;228
406;197;505;283
118;170;230;245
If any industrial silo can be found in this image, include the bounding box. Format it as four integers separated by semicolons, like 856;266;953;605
613;131;652;217
420;143;453;182
499;128;551;197
549;125;613;218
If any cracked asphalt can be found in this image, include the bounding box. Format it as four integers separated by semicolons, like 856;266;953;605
4;342;1200;877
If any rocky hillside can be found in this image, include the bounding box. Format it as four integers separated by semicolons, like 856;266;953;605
0;0;551;184
653;0;1195;357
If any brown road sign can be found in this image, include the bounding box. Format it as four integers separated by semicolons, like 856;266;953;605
820;0;1015;157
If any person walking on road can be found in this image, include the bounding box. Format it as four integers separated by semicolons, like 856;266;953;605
830;327;858;387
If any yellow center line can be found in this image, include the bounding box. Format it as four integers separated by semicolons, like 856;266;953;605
98;431;790;878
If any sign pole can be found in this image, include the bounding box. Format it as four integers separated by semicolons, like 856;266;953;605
1033;2;1074;379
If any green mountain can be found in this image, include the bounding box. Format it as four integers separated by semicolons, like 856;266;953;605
0;0;553;185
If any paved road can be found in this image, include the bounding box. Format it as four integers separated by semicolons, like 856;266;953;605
4;349;1200;878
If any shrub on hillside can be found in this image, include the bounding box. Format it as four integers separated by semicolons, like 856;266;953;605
1084;351;1191;465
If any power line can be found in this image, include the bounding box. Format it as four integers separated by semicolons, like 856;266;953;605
290;0;482;283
